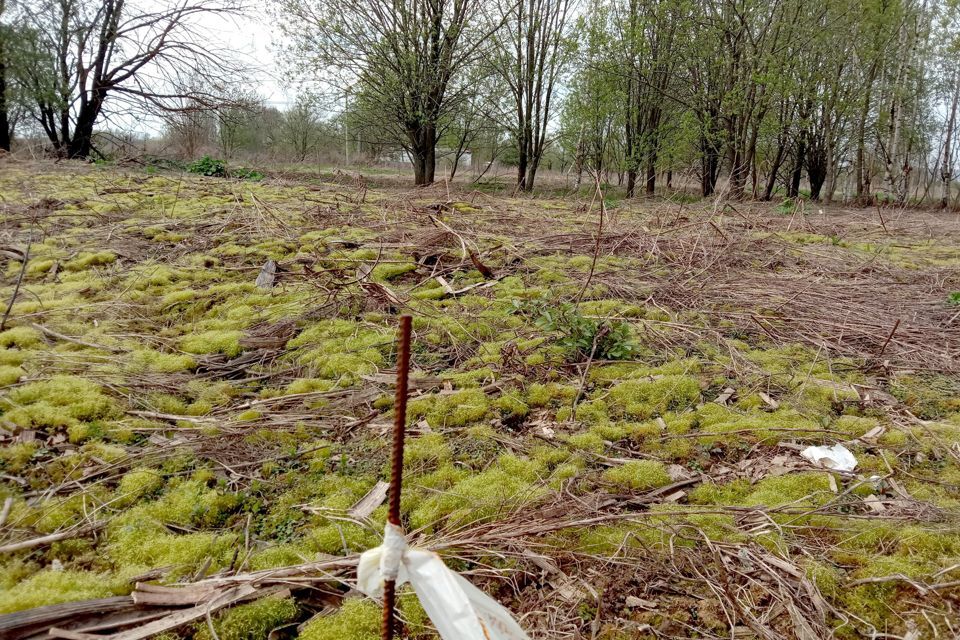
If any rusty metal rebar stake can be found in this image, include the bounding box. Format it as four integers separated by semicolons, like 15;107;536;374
382;315;412;640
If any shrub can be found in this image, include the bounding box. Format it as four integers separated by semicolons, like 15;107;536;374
232;167;264;181
187;156;227;177
519;300;637;362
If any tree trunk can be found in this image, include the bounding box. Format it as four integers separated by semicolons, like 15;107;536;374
701;129;721;197
788;136;806;198
763;142;787;200
626;169;637;198
823;115;836;204
68;109;98;159
449;152;462;181
408;123;437;186
729;144;749;199
702;150;719;197
855;65;877;204
516;148;529;191
808;160;826;201
941;71;959;209
645;156;656;196
0;56;9;152
525;163;538;191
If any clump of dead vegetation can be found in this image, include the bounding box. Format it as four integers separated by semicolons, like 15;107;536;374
0;160;959;640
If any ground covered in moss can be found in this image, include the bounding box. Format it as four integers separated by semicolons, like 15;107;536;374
1;160;959;639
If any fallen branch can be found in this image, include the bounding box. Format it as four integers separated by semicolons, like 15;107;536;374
0;521;105;554
31;323;124;353
0;240;29;331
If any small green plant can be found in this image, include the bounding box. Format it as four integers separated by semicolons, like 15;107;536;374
186;157;263;180
948;292;960;306
187;156;227;177
776;198;796;214
518;300;637;361
232;167;265;181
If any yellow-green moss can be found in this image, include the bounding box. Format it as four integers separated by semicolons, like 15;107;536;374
146;392;189;415
404;433;451;472
160;289;197;305
248;544;311;570
0;570;124;614
115;468;164;507
2;375;118;435
608;375;700;419
494;391;530;420
792;382;859;415
0;326;42;348
64;251;116;271
574;399;609;424
442;366;495;388
526;382;576;408
108;524;238;573
180;330;243;357
833;415;879;437
889;373;960;419
409;454;545;530
691;403;821;444
285;378;336;395
0;348;27;366
577;523;666;555
409;388;490;428
371;261;417;281
0;365;23;386
298;597;380;640
286;319;389;384
589;358;701;384
194;595;298;640
742;472;832;507
129;349;196;373
567;431;606;453
0;441;37;473
687;480;752;505
307;522;380;555
26;258;56;276
113;478;239;530
743;344;860;383
602;461;671;491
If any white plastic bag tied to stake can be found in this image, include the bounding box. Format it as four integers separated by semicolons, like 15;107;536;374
801;443;857;472
369;315;529;640
358;523;530;640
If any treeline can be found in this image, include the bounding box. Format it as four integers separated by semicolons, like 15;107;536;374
558;0;960;205
163;95;344;163
1;0;959;205
277;0;960;205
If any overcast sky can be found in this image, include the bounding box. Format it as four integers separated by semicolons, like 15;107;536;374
121;5;290;137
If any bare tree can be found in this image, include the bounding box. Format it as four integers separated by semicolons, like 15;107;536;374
164;99;216;158
490;0;574;191
281;95;321;161
18;0;246;159
215;90;261;158
277;0;502;185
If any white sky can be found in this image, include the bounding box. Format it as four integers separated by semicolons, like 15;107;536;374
118;5;290;137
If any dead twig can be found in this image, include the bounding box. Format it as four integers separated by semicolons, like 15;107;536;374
1;240;30;331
